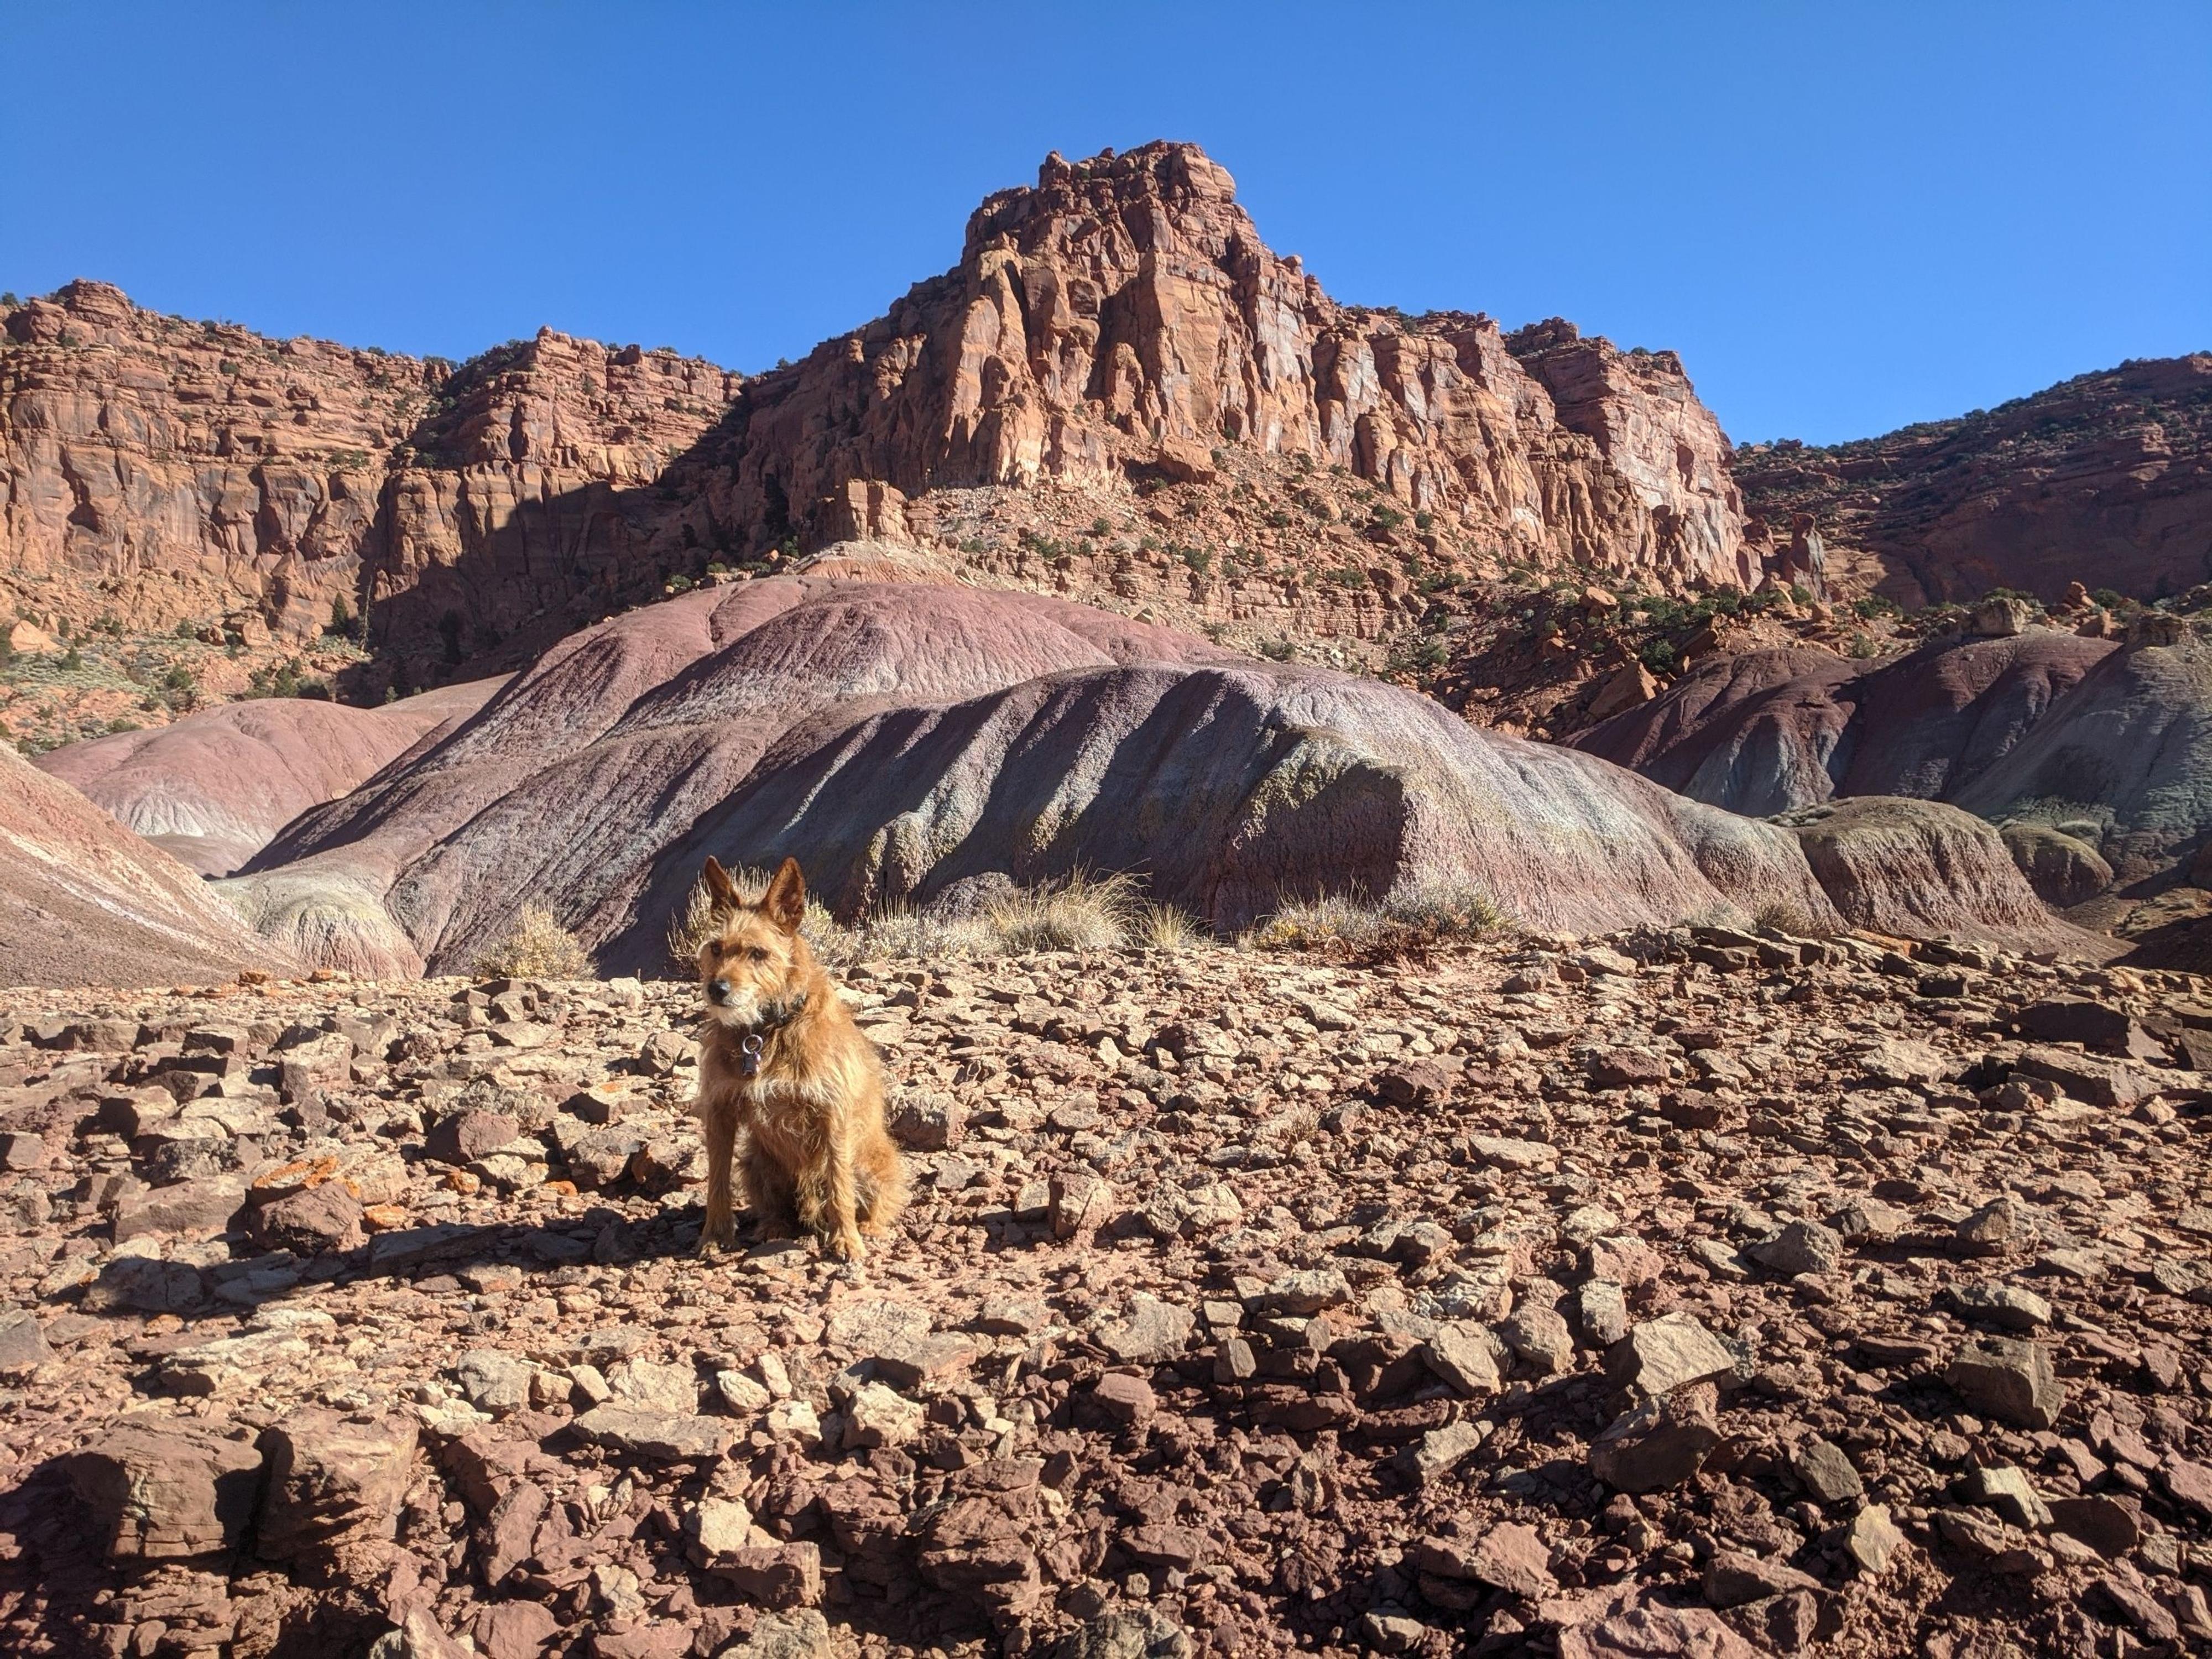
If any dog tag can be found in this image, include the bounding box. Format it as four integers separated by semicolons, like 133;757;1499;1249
740;1034;765;1077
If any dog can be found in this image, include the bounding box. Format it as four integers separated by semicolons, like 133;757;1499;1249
690;855;905;1262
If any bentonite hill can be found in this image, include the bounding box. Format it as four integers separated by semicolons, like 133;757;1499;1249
3;134;2212;1659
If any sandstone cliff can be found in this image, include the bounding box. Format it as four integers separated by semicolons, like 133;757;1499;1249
4;144;1757;709
681;144;1751;592
1735;353;2212;607
0;280;735;696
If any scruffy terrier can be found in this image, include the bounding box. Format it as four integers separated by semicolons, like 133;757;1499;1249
691;855;905;1262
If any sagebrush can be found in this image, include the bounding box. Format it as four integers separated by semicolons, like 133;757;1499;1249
473;904;593;979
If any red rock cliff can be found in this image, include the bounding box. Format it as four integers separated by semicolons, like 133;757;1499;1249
0;281;735;667
1734;353;2212;606
3;145;1758;692
692;143;1752;588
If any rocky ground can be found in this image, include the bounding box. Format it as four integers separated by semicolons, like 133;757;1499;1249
3;927;2211;1658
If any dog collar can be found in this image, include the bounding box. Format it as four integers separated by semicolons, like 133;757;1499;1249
731;992;810;1077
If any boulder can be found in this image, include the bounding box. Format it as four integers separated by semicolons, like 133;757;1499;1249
256;1411;418;1563
1605;1313;1737;1397
1947;1337;2067;1429
249;1181;365;1255
1590;1383;1721;1494
66;1415;265;1561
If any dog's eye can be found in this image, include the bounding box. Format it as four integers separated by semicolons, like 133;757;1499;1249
705;941;722;958
747;946;769;963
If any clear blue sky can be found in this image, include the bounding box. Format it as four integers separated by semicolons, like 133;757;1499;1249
3;2;2204;445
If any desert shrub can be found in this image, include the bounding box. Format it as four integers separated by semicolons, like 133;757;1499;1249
472;904;594;979
669;868;1202;967
1244;880;1509;951
982;869;1142;953
1135;902;1200;952
1248;894;1380;950
1752;899;1835;938
843;904;993;963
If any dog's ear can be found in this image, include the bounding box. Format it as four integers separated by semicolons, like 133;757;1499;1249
702;856;740;909
761;857;806;935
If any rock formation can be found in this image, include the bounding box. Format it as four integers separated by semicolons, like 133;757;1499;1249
4;144;1758;702
0;280;735;676
34;676;504;875
205;554;2099;980
0;742;293;986
684;144;1752;590
1735;352;2212;606
1573;620;2212;899
1953;625;2212;884
1571;630;2117;818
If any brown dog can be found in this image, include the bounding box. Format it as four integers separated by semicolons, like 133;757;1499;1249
691;855;905;1262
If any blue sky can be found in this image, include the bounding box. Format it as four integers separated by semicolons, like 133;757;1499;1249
2;2;2204;445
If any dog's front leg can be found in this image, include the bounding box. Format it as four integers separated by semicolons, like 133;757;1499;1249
700;1097;738;1256
821;1137;865;1264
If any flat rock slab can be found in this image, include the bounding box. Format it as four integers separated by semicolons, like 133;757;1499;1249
571;1406;734;1462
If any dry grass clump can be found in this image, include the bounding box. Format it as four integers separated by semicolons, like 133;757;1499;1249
1245;880;1509;951
983;869;1145;954
666;864;1207;969
1135;901;1199;952
1751;899;1837;938
473;903;594;980
831;902;993;964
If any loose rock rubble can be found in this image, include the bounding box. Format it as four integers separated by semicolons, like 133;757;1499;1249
4;926;2212;1657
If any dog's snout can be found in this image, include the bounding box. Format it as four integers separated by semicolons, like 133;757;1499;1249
707;978;731;1003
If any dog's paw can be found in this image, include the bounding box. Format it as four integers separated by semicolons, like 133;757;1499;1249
696;1227;737;1260
827;1227;865;1264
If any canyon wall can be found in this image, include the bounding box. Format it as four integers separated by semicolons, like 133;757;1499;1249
0;281;734;674
682;143;1752;589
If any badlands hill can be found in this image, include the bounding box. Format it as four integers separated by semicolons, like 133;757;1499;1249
0;548;2086;989
0;741;291;986
1574;611;2212;907
34;677;503;877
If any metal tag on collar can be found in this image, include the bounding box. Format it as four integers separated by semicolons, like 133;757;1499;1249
740;1033;765;1077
